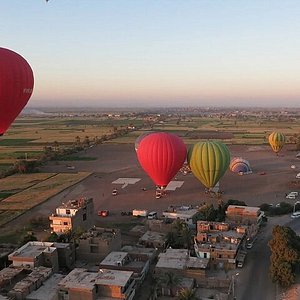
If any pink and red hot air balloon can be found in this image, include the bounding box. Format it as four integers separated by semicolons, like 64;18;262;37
0;48;34;135
137;132;187;190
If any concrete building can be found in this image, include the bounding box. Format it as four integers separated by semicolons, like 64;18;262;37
0;244;15;269
26;273;65;300
99;251;150;282
154;249;209;282
49;197;94;234
0;267;26;290
121;246;157;263
77;227;122;262
194;221;244;269
8;266;52;300
162;206;200;226
138;231;167;249
58;268;136;300
225;205;263;225
8;242;75;272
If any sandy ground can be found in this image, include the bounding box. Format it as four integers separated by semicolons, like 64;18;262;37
2;142;299;231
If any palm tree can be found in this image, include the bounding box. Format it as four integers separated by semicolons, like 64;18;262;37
158;272;182;297
176;288;197;300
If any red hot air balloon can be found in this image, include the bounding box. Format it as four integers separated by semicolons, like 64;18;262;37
137;132;187;189
0;48;34;135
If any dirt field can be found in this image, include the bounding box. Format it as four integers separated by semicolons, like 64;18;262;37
0;139;299;233
32;142;298;221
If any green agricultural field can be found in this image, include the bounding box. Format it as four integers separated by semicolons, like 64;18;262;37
0;172;91;210
0;173;57;192
0;115;145;172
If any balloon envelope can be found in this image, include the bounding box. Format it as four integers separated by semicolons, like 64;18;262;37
268;131;285;153
0;48;34;135
137;132;187;188
230;157;251;173
188;141;230;189
135;132;153;152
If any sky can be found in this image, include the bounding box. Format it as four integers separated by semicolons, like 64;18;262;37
1;0;300;108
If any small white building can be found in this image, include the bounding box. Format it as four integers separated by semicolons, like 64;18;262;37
162;206;199;226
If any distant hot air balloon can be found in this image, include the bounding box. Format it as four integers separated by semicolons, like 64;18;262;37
188;141;230;189
137;132;187;189
230;157;251;174
134;132;153;152
268;131;285;154
0;48;34;136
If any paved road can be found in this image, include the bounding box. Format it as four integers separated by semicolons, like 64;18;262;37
234;215;300;300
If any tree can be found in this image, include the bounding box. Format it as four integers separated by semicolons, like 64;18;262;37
269;225;300;286
176;288;197;300
20;232;37;246
158;272;182;297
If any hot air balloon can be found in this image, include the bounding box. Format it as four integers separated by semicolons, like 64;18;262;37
268;131;285;154
134;132;153;152
230;157;252;174
188;141;230;189
0;48;34;136
137;132;187;189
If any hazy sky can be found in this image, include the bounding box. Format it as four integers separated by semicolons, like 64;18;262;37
2;0;300;107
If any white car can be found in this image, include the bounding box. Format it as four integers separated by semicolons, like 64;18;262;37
289;192;299;196
296;173;300;179
291;212;300;218
286;194;296;199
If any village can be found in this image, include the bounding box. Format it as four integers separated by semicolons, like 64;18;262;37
0;194;266;300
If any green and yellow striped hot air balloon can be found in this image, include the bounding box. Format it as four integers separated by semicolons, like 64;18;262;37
188;141;230;189
268;131;285;154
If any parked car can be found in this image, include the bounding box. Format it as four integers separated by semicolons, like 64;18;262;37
112;189;118;196
246;242;253;249
286;194;296;200
98;210;109;217
147;211;157;219
291;211;300;218
296;173;300;179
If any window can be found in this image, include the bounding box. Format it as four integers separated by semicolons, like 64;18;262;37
63;222;68;226
66;209;70;214
83;213;87;221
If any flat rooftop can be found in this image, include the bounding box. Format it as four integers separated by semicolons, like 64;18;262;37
9;242;56;259
156;249;208;270
195;242;239;251
163;207;199;218
100;252;128;266
59;268;133;289
57;197;92;210
79;227;119;240
26;273;65;300
226;205;260;214
203;230;244;240
139;231;167;243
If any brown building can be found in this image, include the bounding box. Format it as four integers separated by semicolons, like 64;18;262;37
49;197;94;234
58;268;136;300
8;241;75;272
194;221;244;269
7;266;52;300
225;205;263;225
76;227;122;262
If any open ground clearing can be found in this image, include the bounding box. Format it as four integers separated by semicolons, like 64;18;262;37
0;113;299;235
